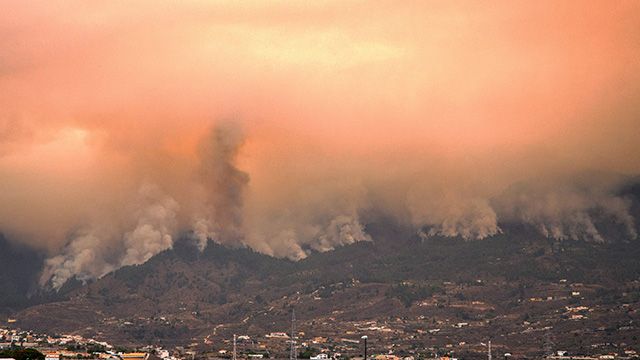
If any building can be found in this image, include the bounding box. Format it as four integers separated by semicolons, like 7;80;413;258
44;352;60;360
374;355;401;360
121;353;149;360
265;332;289;338
310;354;329;360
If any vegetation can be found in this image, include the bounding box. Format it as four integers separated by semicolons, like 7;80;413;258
0;348;45;360
298;347;318;359
386;283;443;307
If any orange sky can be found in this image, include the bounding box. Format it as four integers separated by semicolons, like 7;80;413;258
1;1;640;286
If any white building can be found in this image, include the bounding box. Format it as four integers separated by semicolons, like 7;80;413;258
310;354;329;360
45;353;60;360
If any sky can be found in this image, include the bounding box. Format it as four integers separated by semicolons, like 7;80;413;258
1;1;640;288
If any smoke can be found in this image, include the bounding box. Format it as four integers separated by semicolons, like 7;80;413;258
241;177;374;260
0;1;640;288
40;229;116;290
40;184;180;289
409;192;501;240
191;122;250;250
494;176;638;242
247;214;372;261
311;215;372;252
121;184;179;266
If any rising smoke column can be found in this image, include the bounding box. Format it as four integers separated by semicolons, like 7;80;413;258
120;184;179;266
191;122;250;250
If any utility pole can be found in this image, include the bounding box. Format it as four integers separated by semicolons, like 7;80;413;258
233;334;237;360
361;335;368;360
290;309;297;360
488;340;492;360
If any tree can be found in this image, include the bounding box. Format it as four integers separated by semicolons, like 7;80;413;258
0;348;45;360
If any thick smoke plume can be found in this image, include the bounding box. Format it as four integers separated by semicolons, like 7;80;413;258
192;123;250;250
40;229;116;290
121;184;179;266
40;184;180;289
494;177;638;242
1;2;640;288
410;193;501;240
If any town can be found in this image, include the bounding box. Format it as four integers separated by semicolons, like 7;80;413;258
1;323;638;360
2;287;639;360
3;276;640;360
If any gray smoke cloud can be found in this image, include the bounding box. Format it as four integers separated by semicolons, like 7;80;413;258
494;176;638;242
2;1;640;289
311;215;372;252
191;122;250;250
248;214;372;261
37;123;257;289
241;178;374;260
407;174;638;243
120;184;179;266
27;124;640;290
40;229;117;290
26;137;640;290
409;193;502;240
40;183;179;289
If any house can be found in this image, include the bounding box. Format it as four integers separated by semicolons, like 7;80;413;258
44;352;60;360
374;355;401;360
99;353;120;360
310;354;329;360
312;337;328;344
121;352;148;360
266;332;289;338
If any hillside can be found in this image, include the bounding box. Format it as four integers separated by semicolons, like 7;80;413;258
3;182;640;357
7;221;640;355
0;235;46;310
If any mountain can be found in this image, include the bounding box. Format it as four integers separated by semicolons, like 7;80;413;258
4;182;640;356
8;220;640;354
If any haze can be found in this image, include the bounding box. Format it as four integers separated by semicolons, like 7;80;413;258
1;1;639;288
